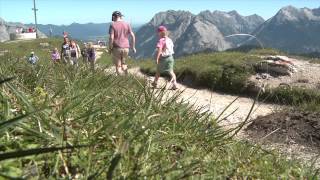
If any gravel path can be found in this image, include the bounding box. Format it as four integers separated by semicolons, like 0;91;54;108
126;67;319;168
128;67;279;127
99;58;319;168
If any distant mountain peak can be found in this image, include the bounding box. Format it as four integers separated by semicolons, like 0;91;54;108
274;5;320;22
150;10;194;26
250;5;320;54
313;7;320;16
228;10;240;16
280;5;298;12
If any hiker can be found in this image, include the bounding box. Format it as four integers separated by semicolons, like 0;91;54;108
61;37;71;63
81;43;89;63
108;11;136;75
69;40;81;66
152;25;177;90
51;47;61;63
28;51;39;65
87;42;96;70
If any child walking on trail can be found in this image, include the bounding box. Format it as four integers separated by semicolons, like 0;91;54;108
51;48;61;63
28;51;39;65
61;37;70;64
69;40;81;66
81;43;89;63
152;25;178;90
87;42;96;70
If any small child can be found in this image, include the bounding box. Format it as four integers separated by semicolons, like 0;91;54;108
28;51;39;65
87;42;96;70
69;40;80;66
51;48;61;63
81;43;88;63
152;25;177;90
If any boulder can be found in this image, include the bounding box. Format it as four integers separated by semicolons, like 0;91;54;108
256;55;297;76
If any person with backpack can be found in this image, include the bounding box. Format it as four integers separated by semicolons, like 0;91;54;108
28;51;39;65
152;25;177;90
69;40;81;66
108;11;136;75
87;42;96;70
81;43;89;63
61;37;71;64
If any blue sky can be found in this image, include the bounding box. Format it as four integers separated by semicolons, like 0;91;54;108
0;0;319;25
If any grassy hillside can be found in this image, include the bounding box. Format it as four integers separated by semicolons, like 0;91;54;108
0;39;318;178
138;49;320;106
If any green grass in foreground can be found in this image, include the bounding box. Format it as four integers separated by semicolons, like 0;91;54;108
0;39;319;178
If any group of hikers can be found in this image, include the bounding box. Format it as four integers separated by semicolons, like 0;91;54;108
29;10;178;90
28;37;97;69
60;37;96;68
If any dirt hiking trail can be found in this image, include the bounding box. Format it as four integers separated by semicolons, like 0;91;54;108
97;51;320;168
126;67;320;168
127;67;278;127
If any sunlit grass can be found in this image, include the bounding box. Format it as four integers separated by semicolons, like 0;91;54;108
0;39;318;178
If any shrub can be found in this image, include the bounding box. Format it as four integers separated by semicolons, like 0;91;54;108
262;86;320;105
196;65;223;89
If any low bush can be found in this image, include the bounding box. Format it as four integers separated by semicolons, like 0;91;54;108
262;86;320;105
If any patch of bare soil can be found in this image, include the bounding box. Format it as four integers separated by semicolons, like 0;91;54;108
246;111;320;148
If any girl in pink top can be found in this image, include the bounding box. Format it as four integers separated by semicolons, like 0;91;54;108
152;26;177;90
51;48;61;63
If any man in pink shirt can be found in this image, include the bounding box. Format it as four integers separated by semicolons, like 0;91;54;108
109;11;136;75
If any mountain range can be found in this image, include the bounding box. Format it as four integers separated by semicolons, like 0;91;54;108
26;23;143;41
248;6;320;54
1;5;320;56
135;6;320;58
0;20;142;42
26;23;110;41
135;10;264;58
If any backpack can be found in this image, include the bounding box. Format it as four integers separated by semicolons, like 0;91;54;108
62;43;70;57
88;48;96;60
81;48;88;57
161;37;174;57
70;46;77;58
28;55;38;64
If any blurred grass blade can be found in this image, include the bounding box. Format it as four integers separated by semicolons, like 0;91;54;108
0;111;39;131
216;97;239;122
0;76;15;84
0;145;88;161
107;153;121;180
0;173;24;180
6;82;35;111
